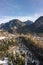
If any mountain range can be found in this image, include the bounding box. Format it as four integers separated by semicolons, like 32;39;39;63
0;16;43;34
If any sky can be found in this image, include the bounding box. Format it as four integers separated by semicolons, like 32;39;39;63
0;0;43;23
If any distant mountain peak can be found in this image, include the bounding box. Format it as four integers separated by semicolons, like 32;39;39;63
24;20;33;25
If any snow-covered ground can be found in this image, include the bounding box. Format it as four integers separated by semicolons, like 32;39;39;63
0;57;8;65
0;36;5;40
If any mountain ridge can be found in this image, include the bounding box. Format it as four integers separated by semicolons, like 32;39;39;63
0;16;43;33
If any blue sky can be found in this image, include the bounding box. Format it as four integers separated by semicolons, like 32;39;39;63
0;0;43;23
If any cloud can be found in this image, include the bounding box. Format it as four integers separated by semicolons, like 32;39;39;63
0;12;43;24
0;16;34;24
